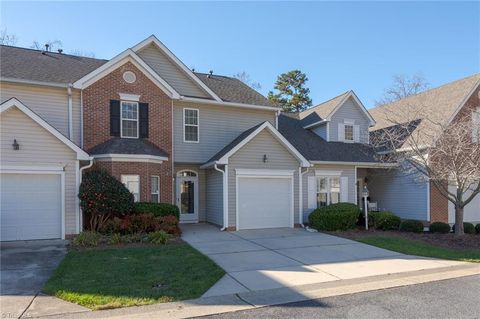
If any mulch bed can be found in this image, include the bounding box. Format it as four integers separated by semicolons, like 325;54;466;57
328;227;480;250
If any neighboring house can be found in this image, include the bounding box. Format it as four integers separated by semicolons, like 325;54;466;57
368;74;480;224
1;34;476;241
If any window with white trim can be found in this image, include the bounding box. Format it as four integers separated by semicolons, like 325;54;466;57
316;176;341;207
150;176;160;203
121;101;139;138
184;108;199;142
344;124;354;141
121;175;140;202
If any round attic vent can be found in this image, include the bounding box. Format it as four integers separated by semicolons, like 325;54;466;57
123;71;136;84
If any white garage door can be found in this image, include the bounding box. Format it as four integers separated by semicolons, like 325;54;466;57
1;173;62;241
448;185;480;223
237;177;292;230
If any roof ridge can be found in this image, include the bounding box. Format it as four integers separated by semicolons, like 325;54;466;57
304;90;351;112
371;73;480;110
0;44;108;62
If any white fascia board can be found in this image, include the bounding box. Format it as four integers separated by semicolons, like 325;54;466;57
72;49;181;99
179;96;281;112
217;121;311;167
131;35;222;102
0;77;69;88
326;91;376;126
93;153;168;164
303;120;329;129
200;161;217;169
0;98;90;160
235;169;295;176
310;160;397;168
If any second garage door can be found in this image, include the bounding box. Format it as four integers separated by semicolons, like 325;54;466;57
1;173;62;241
237;176;293;230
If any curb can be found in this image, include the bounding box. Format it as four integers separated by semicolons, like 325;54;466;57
27;263;480;319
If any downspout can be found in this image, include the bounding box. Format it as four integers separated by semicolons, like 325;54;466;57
80;89;84;148
275;110;281;129
78;158;94;231
67;84;73;140
299;167;311;227
214;163;228;231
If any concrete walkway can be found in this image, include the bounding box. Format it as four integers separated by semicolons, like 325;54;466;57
181;224;466;297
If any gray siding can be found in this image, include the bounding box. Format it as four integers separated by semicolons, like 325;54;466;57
137;44;209;98
227;130;300;228
0;82;82;146
174;164;206;222
206;168;224;226
173;101;276;163
368;168;429;221
302;164;356;223
312;124;327;140
328;97;370;143
1;107;78;234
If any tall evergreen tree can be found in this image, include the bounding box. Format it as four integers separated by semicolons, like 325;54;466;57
268;70;312;112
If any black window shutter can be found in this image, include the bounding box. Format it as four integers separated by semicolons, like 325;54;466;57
139;103;149;138
110;100;121;137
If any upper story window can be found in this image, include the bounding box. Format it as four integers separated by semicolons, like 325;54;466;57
184;108;199;142
344;124;354;141
339;120;358;143
121;101;139;138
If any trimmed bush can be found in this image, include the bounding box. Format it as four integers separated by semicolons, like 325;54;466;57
133;202;180;219
79;170;134;231
476;224;480;234
399;219;424;233
452;222;476;234
369;211;401;230
71;231;101;247
308;202;360;231
99;213;181;236
147;230;171;245
429;222;451;234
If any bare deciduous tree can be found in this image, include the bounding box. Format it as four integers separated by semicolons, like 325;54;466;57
375;73;429;106
69;49;96;58
31;39;63;51
0;28;18;45
233;71;262;91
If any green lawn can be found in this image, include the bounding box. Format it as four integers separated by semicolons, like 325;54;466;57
43;243;225;310
357;236;480;263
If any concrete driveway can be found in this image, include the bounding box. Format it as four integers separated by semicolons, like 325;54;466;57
0;240;86;319
182;224;464;297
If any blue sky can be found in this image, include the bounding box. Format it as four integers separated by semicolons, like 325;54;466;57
1;1;479;107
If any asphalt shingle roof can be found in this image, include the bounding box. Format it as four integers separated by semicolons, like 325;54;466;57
88;138;169;158
279;114;379;163
298;91;351;121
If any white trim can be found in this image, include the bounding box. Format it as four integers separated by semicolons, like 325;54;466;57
354;166;358;207
0;164;65;172
75;160;80;234
119;93;141;102
310;161;397;168
326;91;376;126
0;77;69;88
183;108;199;143
93;154;168;163
179;96;281;112
298;167;302;225
120;101;139;139
235;169;295;176
315;170;343;176
176;170;199;223
121;174;140;202
0;98;90;160
67;86;73;140
214;121;310;167
427;179;431;222
72;50;181;99
303;120;329;129
150;175;160;203
131;35;222;102
0;169;66;240
235;171;294;230
446;79;480;125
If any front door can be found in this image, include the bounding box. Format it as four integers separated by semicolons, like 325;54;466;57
176;171;198;223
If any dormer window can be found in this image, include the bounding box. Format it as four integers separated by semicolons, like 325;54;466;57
344;124;354;141
339;120;358;143
121;101;139;138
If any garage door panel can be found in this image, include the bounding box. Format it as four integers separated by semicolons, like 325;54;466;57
1;173;62;241
238;177;292;230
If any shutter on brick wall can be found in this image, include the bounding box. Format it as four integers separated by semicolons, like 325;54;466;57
110;100;120;137
307;176;316;209
139;103;149;138
340;176;349;202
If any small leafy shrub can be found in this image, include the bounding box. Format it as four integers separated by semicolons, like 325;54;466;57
157;215;182;235
452;222;476;234
134;202;180;219
476;223;480;234
147;230;171;245
369;211;401;230
71;231;101;247
120;233;144;244
309;203;360;231
108;233;122;245
429;222;451;234
399;219;424;233
98;213;181;236
79;170;134;231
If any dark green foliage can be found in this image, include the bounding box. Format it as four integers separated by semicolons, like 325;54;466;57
368;211;401;230
309;202;360;231
476;224;480;234
147;230;171;245
133;202;180;219
429;222;451;234
452;223;476;234
267;70;312;112
79;170;134;230
99;213;181;236
399;219;424;233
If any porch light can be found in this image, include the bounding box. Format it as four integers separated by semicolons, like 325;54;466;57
363;184;369;230
12;139;19;150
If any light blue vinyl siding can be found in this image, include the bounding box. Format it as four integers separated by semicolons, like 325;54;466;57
173;101;276;163
328;97;371;143
312;124;327;140
368;168;429;221
206;168;224;226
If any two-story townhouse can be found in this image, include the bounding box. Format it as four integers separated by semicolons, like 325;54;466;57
368;74;480;225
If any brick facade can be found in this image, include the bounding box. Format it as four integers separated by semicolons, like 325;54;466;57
429;182;449;223
83;61;173;204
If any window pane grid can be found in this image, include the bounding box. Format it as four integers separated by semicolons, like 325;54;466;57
184;109;199;142
344;125;354;141
121;101;138;138
150;176;160;203
316;176;342;208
